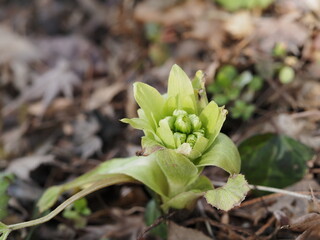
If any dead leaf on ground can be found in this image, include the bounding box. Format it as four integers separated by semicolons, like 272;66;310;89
224;11;254;39
134;0;208;26
1;123;28;157
168;221;212;240
246;113;320;150
255;14;309;53
72;115;102;158
297;80;320;109
268;179;320;219
0;26;39;64
3;59;80;115
81;214;144;240
5;155;54;181
86;82;125;111
289;213;320;240
35;35;96;74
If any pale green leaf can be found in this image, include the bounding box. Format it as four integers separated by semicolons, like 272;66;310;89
141;136;164;155
38;173;136;212
70;156;168;197
167;64;197;113
185;175;213;192
134;82;165;128
156;120;176;149
179;95;196;114
199;101;227;148
104;156;169;197
161;176;212;211
196;133;240;174
188;136;209;160
0;173;14;220
0;230;10;240
38;154;170;212
37;186;62;213
162;190;204;212
156;149;198;197
0;222;7;230
163;96;177;116
205;174;250;211
135;109;163;142
121;118;152;131
192;70;208;112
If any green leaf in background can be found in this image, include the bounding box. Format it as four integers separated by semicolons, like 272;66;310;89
145;199;167;239
230;100;255;120
239;133;314;189
62;198;91;228
248;76;263;91
279;66;295;84
215;65;237;88
273;42;287;57
213;94;229;106
215;0;274;11
0;173;14;220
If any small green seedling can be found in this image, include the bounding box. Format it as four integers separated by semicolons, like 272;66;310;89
62;198;91;228
208;65;263;120
215;0;274;11
278;66;295;84
0;65;249;240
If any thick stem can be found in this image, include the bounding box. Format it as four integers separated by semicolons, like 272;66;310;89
8;175;135;231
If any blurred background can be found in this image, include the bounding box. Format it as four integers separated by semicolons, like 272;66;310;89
0;0;319;239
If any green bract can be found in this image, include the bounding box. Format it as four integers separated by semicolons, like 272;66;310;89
122;65;228;160
36;64;249;216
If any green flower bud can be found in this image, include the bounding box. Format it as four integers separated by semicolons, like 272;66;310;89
188;114;202;131
173;109;188;117
173;132;187;147
160;116;176;130
186;134;197;147
194;130;204;138
174;115;192;134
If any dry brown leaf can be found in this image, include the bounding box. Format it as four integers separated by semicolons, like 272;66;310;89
0;26;39;64
5;155;54;181
29;59;80;108
290;212;320;232
1;123;28;156
261;113;320;150
289;213;320;240
134;0;210;26
298;80;320;109
28;98;73;117
86;82;125;110
168;221;212;240
224;11;254;39
268;179;320;218
255;14;309;53
72;116;102;158
3;59;80;115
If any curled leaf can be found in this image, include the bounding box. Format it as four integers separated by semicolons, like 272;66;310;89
205;174;250;211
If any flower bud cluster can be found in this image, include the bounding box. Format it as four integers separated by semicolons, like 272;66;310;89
159;109;205;148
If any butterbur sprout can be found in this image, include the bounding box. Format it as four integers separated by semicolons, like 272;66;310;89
38;64;250;213
0;65;250;240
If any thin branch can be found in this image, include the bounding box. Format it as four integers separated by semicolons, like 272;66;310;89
212;181;319;202
137;211;176;240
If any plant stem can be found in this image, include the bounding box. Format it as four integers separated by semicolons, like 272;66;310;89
212;181;318;201
7;175;135;231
